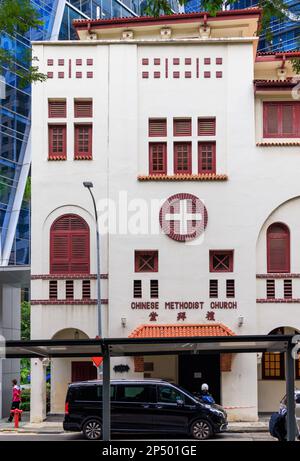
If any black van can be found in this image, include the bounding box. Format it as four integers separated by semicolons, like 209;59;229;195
63;379;227;440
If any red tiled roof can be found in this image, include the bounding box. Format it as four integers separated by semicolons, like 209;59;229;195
129;323;235;338
138;174;228;181
73;9;261;29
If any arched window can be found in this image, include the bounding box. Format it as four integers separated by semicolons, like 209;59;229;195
267;223;290;273
50;214;90;274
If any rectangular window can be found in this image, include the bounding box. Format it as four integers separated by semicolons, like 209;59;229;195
149;143;167;175
226;279;235;298
133;280;142;298
49;280;58;300
150;280;159;298
66;280;74;300
149;118;167;137
210;250;233;272
48;125;67;159
209;280;218;298
266;279;275;299
174;142;192;174
74;124;92;159
284;279;292;299
74;100;93;118
198;118;216;136
198;142;216;174
262;352;285;380
263;102;300;138
48;100;66;118
135;251;158;272
82;280;91;299
173;118;192;136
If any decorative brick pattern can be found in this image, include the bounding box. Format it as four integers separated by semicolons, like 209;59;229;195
46;57;95;79
31;274;108;280
31;299;108;305
138;174;228;181
256;298;300;303
257;273;300;279
134;356;144;372
220;353;232;372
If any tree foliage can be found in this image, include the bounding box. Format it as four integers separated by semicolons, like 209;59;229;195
0;0;47;86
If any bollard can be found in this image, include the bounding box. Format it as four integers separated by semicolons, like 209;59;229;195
10;409;23;429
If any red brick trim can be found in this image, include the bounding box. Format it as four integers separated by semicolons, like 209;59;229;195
220;353;232;372
48;155;66;161
31;299;108;305
138;174;227;181
31;274;108;280
134;356;144;372
256;298;300;303
257;142;300;146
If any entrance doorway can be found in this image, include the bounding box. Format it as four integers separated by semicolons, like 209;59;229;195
71;361;97;382
178;354;221;404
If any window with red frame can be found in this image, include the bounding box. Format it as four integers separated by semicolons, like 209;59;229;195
135;251;158;272
173;118;192;136
210;250;233;272
50;214;90;274
262;352;285;380
198;142;216;174
263;102;300;138
74;100;93;118
174;142;192;174
48;125;66;159
198;118;216;136
267;223;290;273
149;143;167;175
48;100;66;118
149;119;167;137
74;124;92;159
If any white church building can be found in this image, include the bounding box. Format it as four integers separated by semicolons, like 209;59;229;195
30;9;300;422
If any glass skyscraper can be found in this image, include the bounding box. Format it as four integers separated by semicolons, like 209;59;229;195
184;0;300;51
0;0;149;268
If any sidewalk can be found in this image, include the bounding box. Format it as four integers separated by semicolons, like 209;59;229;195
0;413;269;435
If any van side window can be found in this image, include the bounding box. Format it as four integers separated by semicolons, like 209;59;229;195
158;385;185;404
116;385;156;403
73;385;115;401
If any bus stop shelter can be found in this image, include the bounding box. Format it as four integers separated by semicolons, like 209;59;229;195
4;334;299;441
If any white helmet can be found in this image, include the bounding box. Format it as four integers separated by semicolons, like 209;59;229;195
201;383;209;391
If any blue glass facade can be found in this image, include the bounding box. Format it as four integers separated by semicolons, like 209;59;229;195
184;0;300;51
0;0;147;266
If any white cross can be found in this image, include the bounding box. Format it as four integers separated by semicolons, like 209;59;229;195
165;199;202;235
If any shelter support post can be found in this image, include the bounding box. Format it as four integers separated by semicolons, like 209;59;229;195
102;345;110;441
285;345;296;441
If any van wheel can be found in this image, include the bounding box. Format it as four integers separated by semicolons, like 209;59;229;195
83;419;102;440
191;420;213;440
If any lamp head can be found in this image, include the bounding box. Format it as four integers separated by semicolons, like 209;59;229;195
83;181;93;188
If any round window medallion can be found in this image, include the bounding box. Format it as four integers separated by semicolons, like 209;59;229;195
159;193;208;242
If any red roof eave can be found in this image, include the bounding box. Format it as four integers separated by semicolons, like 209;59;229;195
73;9;262;31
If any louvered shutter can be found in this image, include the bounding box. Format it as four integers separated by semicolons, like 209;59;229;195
264;104;279;136
149;119;167;137
282;104;294;136
198;118;216;136
267;224;290;273
74;100;93;118
48;101;66;118
173;119;192;136
50;214;90;274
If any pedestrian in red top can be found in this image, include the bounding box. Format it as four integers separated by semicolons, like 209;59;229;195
7;379;22;422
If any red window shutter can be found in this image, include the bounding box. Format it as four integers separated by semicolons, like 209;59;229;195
209;280;218;298
226;279;235;298
66;280;74;299
174;142;192;174
198;142;216;173
267;223;290;273
48;125;67;159
149;119;167;137
266;279;275;299
264;102;299;137
74;100;93;118
74;124;92;159
149;143;167;175
173;118;192;136
82;280;91;299
50;214;90;274
198;118;216;136
48;101;66;118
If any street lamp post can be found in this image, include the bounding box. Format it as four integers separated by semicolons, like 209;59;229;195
83;182;102;340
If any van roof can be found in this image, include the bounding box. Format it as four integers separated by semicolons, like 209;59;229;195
68;378;170;387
